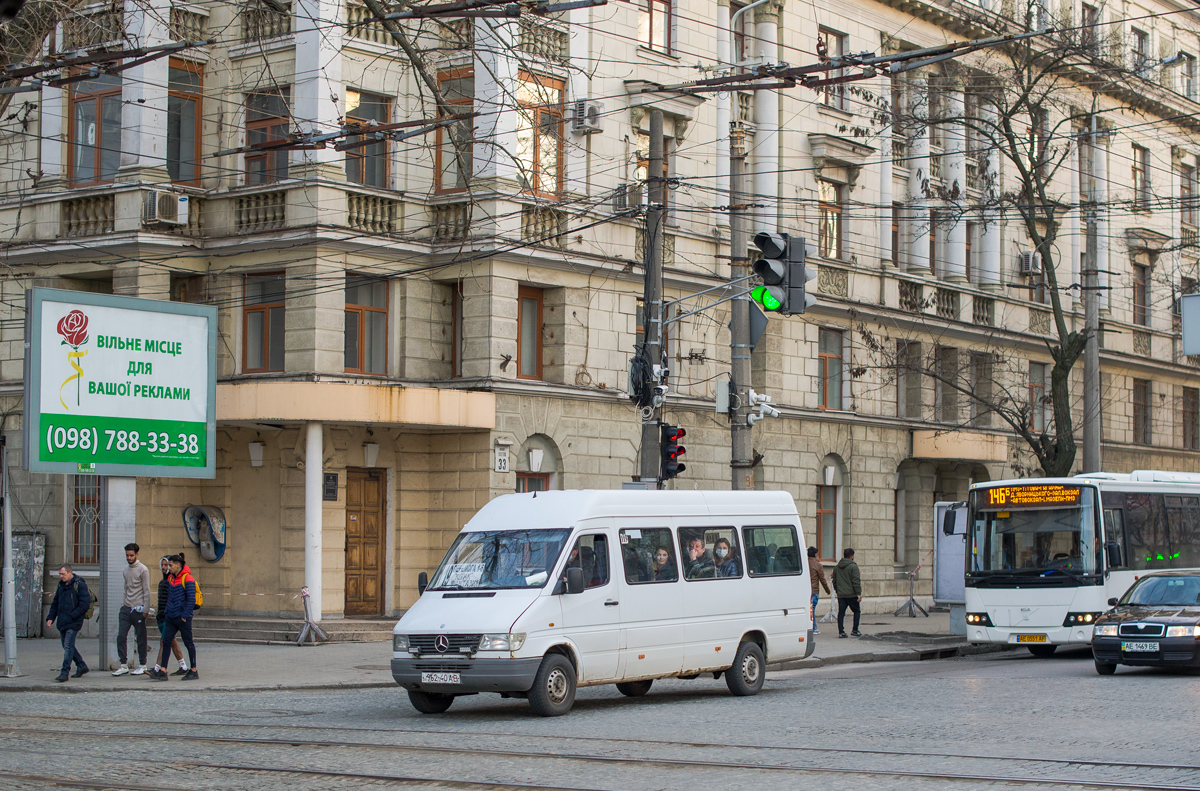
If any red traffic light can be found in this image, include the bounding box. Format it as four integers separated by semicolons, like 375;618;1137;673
659;424;687;481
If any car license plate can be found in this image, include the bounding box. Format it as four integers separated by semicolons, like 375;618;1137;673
420;672;460;684
1016;634;1047;643
1121;641;1158;653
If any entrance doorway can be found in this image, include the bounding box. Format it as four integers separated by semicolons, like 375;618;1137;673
345;468;385;616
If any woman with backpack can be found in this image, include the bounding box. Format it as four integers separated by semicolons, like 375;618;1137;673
148;554;198;681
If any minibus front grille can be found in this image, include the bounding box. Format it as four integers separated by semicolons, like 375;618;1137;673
1118;623;1165;637
409;634;483;654
413;662;472;672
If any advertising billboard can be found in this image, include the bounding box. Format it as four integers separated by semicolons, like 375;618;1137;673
23;288;217;478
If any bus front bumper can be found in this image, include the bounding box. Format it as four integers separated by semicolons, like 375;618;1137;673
966;625;1094;646
391;656;543;693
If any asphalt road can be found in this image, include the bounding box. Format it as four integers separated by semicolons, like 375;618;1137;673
1;647;1198;791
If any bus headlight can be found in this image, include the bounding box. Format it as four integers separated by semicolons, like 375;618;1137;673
965;612;993;626
393;634;409;652
1165;625;1200;638
478;633;527;652
1093;624;1118;637
1063;612;1102;626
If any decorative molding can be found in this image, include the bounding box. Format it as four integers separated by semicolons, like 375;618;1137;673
808;133;876;189
1133;330;1152;357
625;80;708;140
818;265;848;297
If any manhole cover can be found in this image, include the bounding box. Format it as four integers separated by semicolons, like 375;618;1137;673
354;664;391;671
199;709;318;719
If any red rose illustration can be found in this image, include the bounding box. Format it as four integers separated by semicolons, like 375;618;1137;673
57;310;89;347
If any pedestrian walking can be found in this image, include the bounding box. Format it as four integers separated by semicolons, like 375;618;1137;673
46;564;90;682
153;555;187;675
808;547;831;635
113;542;150;676
149;554;198;681
831;548;863;638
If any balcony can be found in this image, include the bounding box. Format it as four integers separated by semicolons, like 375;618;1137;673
236;191;287;234
61;4;123;51
243;1;291;42
347;3;390;46
935;287;959;320
972;295;994;326
899;280;924;313
169;7;207;41
432;202;471;241
62;195;115;238
523;206;567;248
517;17;569;64
347;193;401;235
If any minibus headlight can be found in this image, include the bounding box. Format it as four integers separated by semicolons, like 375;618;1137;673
1063;612;1102;626
1093;624;1118;637
1165;625;1200;638
478;633;527;652
393;634;409;652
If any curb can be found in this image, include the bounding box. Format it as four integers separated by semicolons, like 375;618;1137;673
767;640;1014;672
0;680;399;694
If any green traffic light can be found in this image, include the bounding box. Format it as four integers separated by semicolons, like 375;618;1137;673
751;285;782;311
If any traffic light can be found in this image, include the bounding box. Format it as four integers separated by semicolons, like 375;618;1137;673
750;232;818;315
660;424;687;481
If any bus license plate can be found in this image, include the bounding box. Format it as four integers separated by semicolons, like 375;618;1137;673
420;672;460;684
1016;635;1047;643
1121;642;1158;653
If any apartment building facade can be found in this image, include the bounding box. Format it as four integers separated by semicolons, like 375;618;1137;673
2;0;1199;622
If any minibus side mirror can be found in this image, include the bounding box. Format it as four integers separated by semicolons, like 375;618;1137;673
1105;542;1123;569
417;571;428;595
565;567;585;595
1107;597;1119;607
942;510;957;536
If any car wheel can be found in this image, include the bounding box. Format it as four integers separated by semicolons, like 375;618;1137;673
407;690;454;714
528;653;576;717
616;679;653;697
1094;660;1117;676
725;641;766;697
1028;645;1057;658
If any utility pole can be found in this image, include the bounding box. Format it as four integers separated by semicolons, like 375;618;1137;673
2;433;20;677
638;110;666;484
729;130;753;490
1083;118;1101;473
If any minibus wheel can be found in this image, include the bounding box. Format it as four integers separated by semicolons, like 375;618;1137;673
726;641;765;696
616;679;653;697
408;690;454;714
529;654;577;716
1028;645;1057;658
1094;660;1117;675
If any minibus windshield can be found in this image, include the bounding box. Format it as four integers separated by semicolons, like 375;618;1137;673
968;485;1100;584
428;529;573;590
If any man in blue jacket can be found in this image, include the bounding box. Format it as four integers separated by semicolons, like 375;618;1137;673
46;564;91;682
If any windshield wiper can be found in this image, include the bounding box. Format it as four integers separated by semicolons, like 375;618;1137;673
1041;566;1087;582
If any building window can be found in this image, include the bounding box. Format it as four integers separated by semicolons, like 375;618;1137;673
167;60;202;185
345;89;389;189
515;72;565;198
70;476;102;566
243;273;285;373
1182;53;1197;100
1182;164;1197;231
516;472;550;493
891;203;902;267
1132;144;1150;210
436;70;473;192
818;180;844;260
936;346;958;423
965;222;975;283
345;276;388;375
730;1;748;63
636;131;671;210
815;485;837;561
517;286;543;380
628;0;672;54
451;282;464;378
1133;378;1152;445
1133;264;1150;326
929;211;940;276
1132;28;1149;72
970;352;993;427
69;72;122;186
246;89;290;185
817;328;843;410
1081;4;1098;53
818;28;848;111
1029;361;1048;433
1185;387;1200;450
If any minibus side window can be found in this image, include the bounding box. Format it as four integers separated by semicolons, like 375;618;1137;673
619;528;678;583
678;526;742;580
742;526;802;576
564;534;610;588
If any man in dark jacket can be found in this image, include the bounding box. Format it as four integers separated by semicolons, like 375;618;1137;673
831;548;863;638
154;556;186;675
46;564;90;682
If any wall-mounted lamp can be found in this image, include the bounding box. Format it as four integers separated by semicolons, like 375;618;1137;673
529;448;544;473
248;442;264;467
363;442;380;468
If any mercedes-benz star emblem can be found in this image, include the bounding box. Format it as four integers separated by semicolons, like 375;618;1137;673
434;634;450;653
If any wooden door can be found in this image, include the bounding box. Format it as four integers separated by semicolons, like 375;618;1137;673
345;469;385;616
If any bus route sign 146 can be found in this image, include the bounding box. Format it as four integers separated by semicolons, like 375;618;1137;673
983;484;1082;509
23;288;217;479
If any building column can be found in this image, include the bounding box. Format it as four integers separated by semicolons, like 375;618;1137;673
878;74;893;267
752;0;782;230
40;83;65;189
943;87;967;282
1094;134;1110;311
118;0;170;183
907;77;930;273
98;477;136;671
293;0;344;180
715;0;731;219
979;103;1002;288
305;421;323;621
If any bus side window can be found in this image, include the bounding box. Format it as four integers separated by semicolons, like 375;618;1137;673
565;534;610;588
1102;508;1125;569
619;528;678;584
742;526;802;576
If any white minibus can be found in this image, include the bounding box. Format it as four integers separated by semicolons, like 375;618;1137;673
391;489;814;716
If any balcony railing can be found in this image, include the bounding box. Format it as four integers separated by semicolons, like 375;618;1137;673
62;195;115;238
935;287;959;320
972;296;994;327
347;3;390;46
437;18;473;49
523;206;567;248
899;280;923;313
1183;225;1198;249
169;7;207;41
236;191;287;233
243;1;291;42
347;193;400;234
517;17;569;63
432;203;471;241
61;4;124;50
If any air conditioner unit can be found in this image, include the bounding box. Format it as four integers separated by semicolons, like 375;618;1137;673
144;190;190;226
613;183;630;211
1019;250;1041;274
571;100;604;135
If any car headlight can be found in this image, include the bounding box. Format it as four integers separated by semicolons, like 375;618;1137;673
1093;624;1118;637
393;634;409;652
1063;612;1102;626
1165;625;1200;638
965;612;993;626
478;633;527;652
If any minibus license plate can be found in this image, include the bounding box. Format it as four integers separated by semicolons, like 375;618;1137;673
421;672;461;684
1016;635;1047;643
1121;641;1158;653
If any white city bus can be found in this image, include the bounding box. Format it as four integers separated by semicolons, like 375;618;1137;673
949;471;1200;656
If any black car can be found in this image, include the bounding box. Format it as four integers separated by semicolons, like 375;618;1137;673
1091;571;1200;675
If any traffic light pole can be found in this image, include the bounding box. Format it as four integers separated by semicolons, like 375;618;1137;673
639;110;666;485
729;131;753;490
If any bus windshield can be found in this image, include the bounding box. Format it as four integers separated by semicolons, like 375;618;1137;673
428;529;573;590
969;485;1100;584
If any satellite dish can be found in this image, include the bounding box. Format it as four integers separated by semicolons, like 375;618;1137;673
182;505;227;562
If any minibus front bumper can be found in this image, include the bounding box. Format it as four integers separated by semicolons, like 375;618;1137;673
391;656;544;693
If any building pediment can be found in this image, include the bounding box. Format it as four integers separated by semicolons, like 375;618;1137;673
808;133;876;188
625;80;708;139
